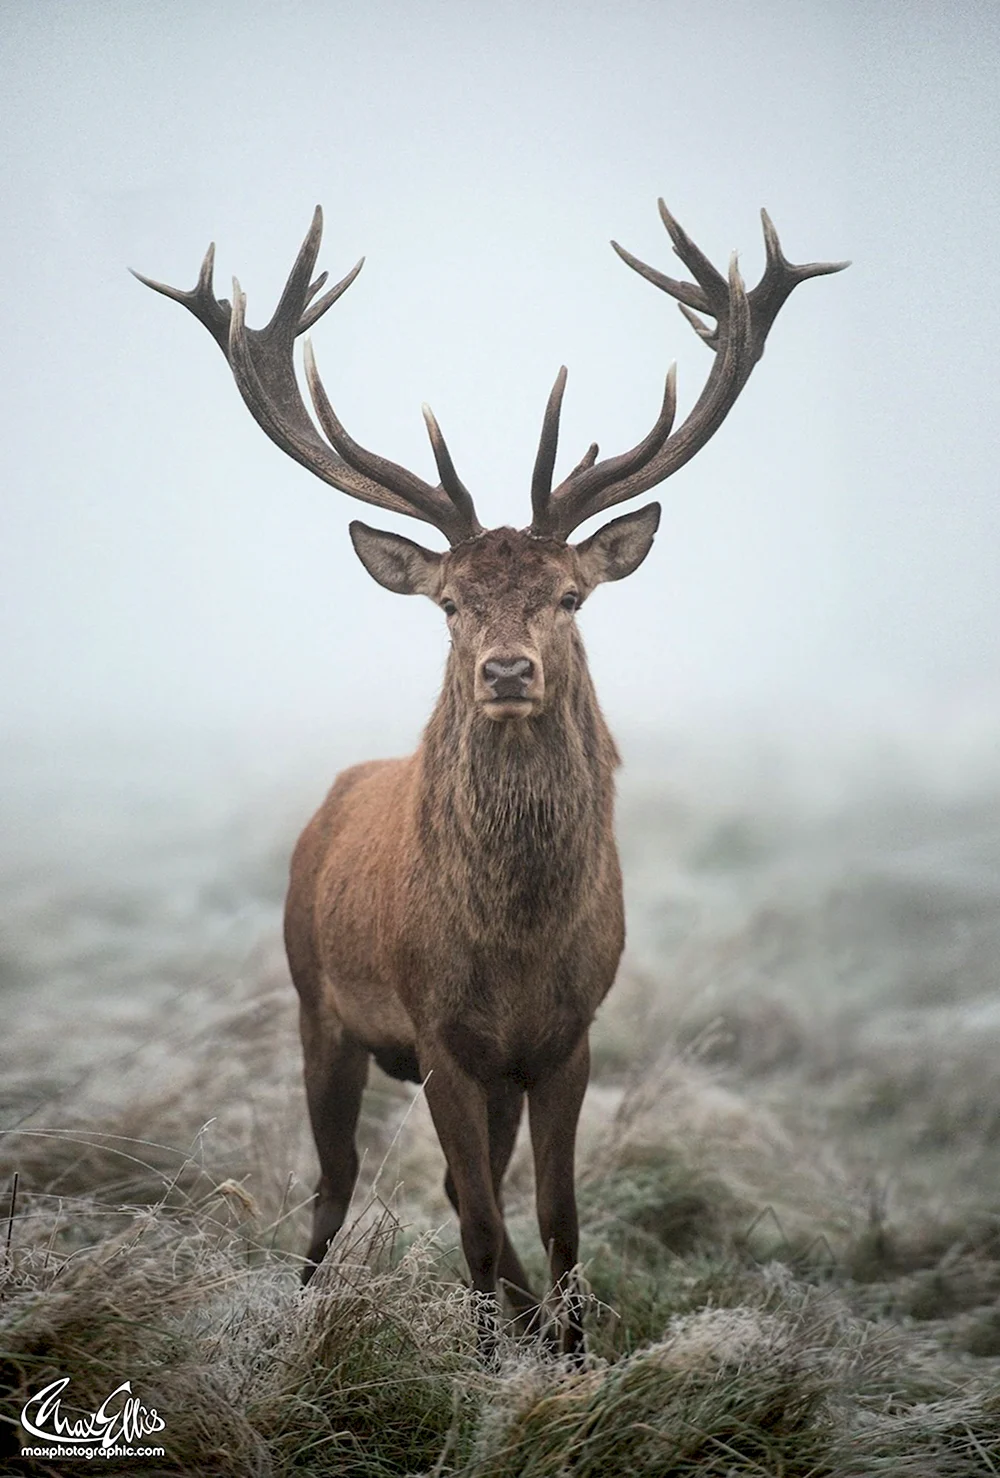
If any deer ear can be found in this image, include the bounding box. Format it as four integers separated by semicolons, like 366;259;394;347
349;521;444;597
573;503;661;590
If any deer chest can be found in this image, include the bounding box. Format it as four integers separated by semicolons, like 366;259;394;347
437;946;605;1088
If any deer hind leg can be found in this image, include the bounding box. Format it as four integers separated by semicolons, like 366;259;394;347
444;1082;540;1331
299;1006;369;1284
528;1036;590;1358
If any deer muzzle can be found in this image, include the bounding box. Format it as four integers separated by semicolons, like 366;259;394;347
478;654;543;717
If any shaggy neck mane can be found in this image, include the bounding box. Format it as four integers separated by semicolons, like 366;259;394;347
417;636;620;932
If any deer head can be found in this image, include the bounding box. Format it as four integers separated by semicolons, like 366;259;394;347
349;514;658;720
133;204;847;721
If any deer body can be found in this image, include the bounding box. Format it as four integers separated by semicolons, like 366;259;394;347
287;707;623;1082
135;201;846;1354
291;680;622;1073
285;528;629;1339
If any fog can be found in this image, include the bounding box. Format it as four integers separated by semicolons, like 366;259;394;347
4;13;1000;1448
1;0;996;768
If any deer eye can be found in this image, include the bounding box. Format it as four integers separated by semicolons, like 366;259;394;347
559;591;580;612
440;598;458;617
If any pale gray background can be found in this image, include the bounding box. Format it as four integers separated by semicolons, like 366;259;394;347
2;0;997;768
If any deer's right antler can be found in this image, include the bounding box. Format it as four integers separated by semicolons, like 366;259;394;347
529;203;849;540
132;208;482;546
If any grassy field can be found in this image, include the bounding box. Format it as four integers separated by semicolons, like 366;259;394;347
2;731;1000;1475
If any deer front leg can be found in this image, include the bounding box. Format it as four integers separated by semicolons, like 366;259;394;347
444;1082;541;1331
420;1043;504;1354
528;1035;590;1358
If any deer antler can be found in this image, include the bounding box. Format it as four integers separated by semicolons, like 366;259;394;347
529;203;849;540
131;208;482;546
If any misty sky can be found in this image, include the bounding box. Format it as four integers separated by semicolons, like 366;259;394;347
2;0;998;758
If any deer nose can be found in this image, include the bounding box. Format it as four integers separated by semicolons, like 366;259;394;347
482;656;535;699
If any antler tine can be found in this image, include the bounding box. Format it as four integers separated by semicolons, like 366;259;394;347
262;203;325;347
300;257;364;333
751;209;850;341
677;302;719;350
657;199;730;301
133;209;481;545
129;240;231;354
530;363;678;537
421;405;483;534
529;204;847;539
301;340;475;537
304;269;329;303
569;443;600;477
263;205;366;338
530;366;569;528
610;240;711;316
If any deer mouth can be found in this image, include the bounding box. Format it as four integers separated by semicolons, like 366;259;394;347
483;697;536;721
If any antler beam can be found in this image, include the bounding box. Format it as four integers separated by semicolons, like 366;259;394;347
529;203;849;540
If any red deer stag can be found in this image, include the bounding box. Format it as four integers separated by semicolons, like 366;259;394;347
134;202;846;1355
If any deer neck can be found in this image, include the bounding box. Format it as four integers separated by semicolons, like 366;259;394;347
416;644;619;929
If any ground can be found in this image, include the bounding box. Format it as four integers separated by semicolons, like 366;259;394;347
2;730;999;1475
